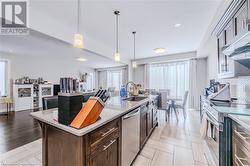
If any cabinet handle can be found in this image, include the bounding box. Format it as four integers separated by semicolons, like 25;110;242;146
103;139;116;151
101;127;116;137
235;155;250;166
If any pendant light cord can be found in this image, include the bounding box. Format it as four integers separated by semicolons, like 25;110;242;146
116;13;119;53
133;32;136;60
77;0;80;33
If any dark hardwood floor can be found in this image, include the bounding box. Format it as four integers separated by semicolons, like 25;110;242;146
0;109;42;154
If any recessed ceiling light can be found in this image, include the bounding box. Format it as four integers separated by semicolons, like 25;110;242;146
154;48;165;54
77;57;87;62
174;23;181;28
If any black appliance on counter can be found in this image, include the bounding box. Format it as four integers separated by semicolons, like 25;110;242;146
58;93;83;125
53;84;60;95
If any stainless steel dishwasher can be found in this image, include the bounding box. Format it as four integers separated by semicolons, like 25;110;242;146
122;107;140;166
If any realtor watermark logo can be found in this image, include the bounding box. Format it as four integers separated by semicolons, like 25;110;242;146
0;0;29;35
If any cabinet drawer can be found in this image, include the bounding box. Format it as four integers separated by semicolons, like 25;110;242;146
233;137;250;166
89;119;120;146
233;122;250;151
90;130;120;155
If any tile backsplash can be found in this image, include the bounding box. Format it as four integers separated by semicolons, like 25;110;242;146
236;77;250;104
220;76;250;104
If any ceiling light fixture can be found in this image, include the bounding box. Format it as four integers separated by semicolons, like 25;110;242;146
77;57;87;62
114;10;121;62
174;23;181;28
154;48;165;54
73;0;84;48
132;31;137;68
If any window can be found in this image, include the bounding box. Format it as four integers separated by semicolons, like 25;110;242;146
86;73;95;91
107;70;122;91
148;61;189;98
0;60;7;96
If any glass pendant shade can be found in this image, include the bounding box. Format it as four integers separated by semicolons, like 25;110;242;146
73;0;84;49
132;61;137;68
73;33;84;48
114;52;120;62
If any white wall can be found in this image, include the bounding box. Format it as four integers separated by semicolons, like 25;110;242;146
194;58;208;109
0;53;94;84
0;52;94;112
132;65;145;88
133;51;197;65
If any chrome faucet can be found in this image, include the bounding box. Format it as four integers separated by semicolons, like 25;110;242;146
125;81;137;97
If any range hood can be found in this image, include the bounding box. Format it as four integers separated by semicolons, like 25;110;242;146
223;32;250;69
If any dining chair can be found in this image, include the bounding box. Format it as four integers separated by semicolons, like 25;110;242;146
174;91;189;120
42;96;58;110
158;90;170;121
108;87;116;97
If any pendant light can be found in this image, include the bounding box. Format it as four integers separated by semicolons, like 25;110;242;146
114;10;120;62
73;0;84;48
132;31;137;68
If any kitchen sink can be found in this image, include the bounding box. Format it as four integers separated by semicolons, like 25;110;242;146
123;96;147;101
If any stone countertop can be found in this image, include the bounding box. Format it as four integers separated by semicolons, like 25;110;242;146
229;114;250;131
203;98;250;116
30;95;158;136
213;105;250;116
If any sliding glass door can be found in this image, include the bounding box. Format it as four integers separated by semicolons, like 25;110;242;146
148;61;189;98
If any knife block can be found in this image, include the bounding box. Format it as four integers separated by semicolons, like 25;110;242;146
70;97;105;129
58;93;83;125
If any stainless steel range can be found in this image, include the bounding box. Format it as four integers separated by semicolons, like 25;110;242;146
202;99;250;166
203;100;222;166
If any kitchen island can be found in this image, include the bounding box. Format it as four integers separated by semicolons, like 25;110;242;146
30;95;158;166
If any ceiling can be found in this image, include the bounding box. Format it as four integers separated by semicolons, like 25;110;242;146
1;0;222;65
0;30;125;68
80;0;222;59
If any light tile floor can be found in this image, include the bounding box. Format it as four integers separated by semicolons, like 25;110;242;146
0;139;42;166
132;110;209;166
0;110;208;166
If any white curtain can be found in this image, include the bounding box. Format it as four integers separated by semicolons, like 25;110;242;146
148;61;189;98
97;67;128;91
86;73;95;91
98;71;107;89
121;68;128;86
107;70;122;91
0;61;6;96
189;59;197;109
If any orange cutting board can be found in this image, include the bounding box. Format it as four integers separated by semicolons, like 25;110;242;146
70;97;104;129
